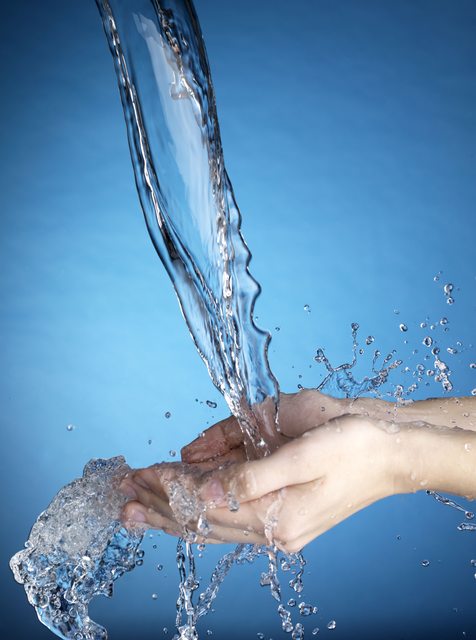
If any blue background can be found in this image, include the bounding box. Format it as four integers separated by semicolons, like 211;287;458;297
1;1;475;638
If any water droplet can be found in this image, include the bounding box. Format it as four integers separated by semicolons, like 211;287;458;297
206;400;217;408
163;628;168;635
471;389;476;396
420;322;427;328
422;336;433;347
447;347;457;355
287;598;296;607
396;535;401;540
257;634;265;639
66;424;75;432
443;283;454;295
157;564;163;571
169;450;176;457
365;335;374;345
148;439;152;445
314;349;325;363
303;304;311;312
312;629;320;636
440;317;448;325
447;297;454;305
470;363;476;369
164;411;171;419
464;443;472;452
394;309;400;315
470;559;476;567
399;323;408;332
206;630;213;636
151;593;158;600
327;620;336;630
298;602;313;616
275;326;280;332
421;559;430;567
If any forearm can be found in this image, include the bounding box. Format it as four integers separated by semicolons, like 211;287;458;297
346;396;476;432
392;423;476;501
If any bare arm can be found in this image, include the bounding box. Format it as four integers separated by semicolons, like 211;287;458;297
121;393;476;552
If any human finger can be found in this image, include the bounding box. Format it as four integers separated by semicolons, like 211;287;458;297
197;432;326;507
181;416;243;463
123;500;267;545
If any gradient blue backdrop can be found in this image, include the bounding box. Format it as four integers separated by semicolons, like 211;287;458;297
1;1;475;639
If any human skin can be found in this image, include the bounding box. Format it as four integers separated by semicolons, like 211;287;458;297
120;390;476;553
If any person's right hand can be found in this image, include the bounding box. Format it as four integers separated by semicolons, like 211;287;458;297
181;390;347;464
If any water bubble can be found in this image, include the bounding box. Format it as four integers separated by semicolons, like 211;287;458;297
327;620;336;630
303;304;311;313
164;411;171;419
365;335;374;345
206;400;217;408
151;593;158;600
399;323;408;332
422;337;433;347
169;450;176;457
66;424;75;432
421;559;430;567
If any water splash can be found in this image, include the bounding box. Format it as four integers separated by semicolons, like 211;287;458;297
314;322;402;398
9;457;143;640
95;0;279;452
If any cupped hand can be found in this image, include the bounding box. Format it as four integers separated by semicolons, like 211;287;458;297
121;414;401;553
180;389;347;464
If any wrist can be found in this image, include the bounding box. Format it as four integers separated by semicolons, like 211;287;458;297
391;423;476;499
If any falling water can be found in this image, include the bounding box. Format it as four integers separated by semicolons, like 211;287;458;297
95;0;279;454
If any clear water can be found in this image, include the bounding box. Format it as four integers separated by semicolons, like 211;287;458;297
9;457;143;640
95;0;279;454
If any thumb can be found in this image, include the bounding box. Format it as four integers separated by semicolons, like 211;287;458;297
198;434;321;507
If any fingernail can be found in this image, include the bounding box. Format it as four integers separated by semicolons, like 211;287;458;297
128;507;147;524
200;478;225;505
119;480;138;500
